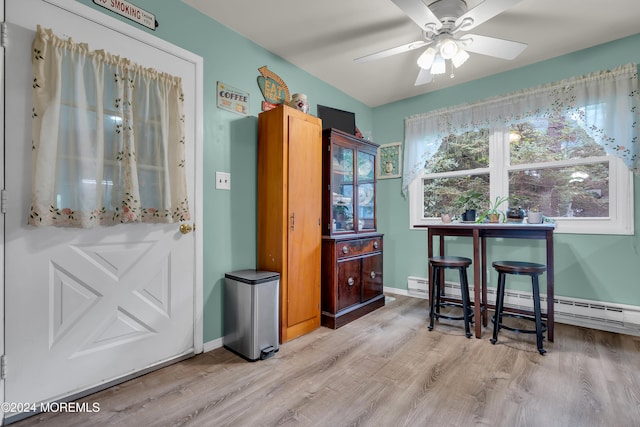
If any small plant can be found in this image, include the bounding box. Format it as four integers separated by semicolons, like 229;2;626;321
453;190;484;221
477;195;509;223
453;190;484;213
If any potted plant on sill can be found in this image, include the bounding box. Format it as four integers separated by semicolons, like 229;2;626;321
527;205;543;224
454;190;484;222
477;195;509;223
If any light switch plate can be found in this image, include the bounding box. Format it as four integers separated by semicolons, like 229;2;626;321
216;172;230;190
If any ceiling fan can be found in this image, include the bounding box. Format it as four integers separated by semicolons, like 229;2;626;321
355;0;527;86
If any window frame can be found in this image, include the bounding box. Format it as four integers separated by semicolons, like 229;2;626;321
409;128;634;235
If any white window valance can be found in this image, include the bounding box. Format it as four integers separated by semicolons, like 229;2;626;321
29;25;190;227
402;63;639;195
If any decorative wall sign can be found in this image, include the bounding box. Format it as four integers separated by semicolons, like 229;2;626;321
377;142;403;179
93;0;158;30
216;82;249;116
257;66;290;111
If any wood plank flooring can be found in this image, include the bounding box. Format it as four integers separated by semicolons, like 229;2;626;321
11;295;640;427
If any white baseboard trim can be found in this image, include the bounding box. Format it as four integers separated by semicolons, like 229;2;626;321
384;278;640;338
203;337;223;353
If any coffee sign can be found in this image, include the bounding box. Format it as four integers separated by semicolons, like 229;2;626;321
217;82;249;116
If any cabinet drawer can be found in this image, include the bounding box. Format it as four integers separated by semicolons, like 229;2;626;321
336;237;382;259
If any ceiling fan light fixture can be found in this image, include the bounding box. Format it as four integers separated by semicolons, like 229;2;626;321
431;55;446;75
451;48;470;68
417;47;437;69
439;38;459;60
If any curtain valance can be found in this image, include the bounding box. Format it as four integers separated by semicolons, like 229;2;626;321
30;26;189;227
402;63;639;195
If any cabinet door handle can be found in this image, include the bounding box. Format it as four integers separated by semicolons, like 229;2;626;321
290;212;295;230
370;271;376;279
373;241;379;249
347;277;355;286
342;246;349;254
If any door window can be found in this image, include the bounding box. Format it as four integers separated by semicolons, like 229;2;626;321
30;26;190;227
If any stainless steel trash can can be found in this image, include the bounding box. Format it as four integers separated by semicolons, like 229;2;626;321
224;270;280;361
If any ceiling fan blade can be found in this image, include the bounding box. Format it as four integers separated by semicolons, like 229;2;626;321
391;0;442;32
455;0;524;31
415;68;433;86
460;34;527;60
354;40;428;63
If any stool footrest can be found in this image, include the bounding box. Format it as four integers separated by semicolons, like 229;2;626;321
492;312;547;334
434;302;474;321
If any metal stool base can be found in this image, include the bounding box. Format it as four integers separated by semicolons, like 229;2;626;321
428;256;473;339
491;313;547;334
490;261;547;355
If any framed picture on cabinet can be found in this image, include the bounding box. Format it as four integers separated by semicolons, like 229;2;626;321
377;142;402;179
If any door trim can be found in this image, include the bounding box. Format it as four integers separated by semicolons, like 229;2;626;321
1;0;6;420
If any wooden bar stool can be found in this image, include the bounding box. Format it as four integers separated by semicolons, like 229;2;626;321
428;256;473;338
490;261;547;354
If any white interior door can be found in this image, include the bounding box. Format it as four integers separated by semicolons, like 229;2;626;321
3;0;203;420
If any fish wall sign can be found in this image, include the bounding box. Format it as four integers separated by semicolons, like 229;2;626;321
257;66;290;111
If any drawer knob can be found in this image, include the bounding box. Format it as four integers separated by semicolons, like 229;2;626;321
370;271;376;279
347;277;355;286
373;241;379;249
342;246;349;254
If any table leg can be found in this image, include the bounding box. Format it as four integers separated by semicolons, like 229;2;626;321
427;230;433;309
481;235;488;327
546;230;554;342
473;229;481;338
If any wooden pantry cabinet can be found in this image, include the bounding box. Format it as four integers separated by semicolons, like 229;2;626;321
257;105;322;343
321;128;384;329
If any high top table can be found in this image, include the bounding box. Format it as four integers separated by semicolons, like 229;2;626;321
415;222;555;341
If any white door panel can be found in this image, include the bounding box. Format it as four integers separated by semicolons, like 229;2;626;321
3;0;202;416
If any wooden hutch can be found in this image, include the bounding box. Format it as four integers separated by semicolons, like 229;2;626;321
321;128;384;329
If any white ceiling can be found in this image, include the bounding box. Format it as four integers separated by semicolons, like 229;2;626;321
182;0;640;107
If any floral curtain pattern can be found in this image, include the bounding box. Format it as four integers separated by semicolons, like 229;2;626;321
29;25;190;227
402;63;640;195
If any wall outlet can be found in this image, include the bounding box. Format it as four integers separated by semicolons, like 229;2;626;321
216;172;230;190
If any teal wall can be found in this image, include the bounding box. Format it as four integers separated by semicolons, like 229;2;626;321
75;0;640;342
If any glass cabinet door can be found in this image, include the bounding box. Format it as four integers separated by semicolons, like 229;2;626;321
331;145;354;232
357;150;375;232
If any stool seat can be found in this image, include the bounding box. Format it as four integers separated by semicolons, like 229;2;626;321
490;260;547;355
492;261;546;275
428;256;474;338
430;256;472;268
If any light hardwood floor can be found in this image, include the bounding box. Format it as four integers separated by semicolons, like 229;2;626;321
12;295;640;427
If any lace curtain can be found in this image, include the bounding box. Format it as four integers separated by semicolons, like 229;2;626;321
402;63;640;195
29;25;190;227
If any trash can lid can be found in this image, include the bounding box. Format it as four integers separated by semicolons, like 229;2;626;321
225;269;280;285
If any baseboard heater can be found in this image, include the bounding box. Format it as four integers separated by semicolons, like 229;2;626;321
405;276;640;337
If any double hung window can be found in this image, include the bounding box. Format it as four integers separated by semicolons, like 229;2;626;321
405;64;638;235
